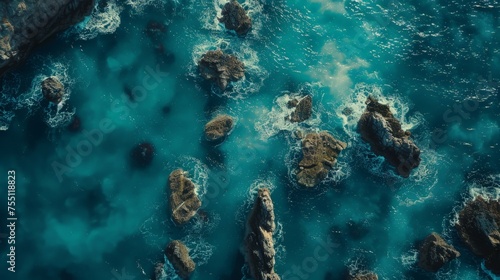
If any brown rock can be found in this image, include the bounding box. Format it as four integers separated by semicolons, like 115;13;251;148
418;232;460;272
357;96;420;177
165;240;195;279
297;131;347;187
198;49;245;90
153;262;164;280
456;196;500;275
219;0;252;36
204;115;234;142
169;169;201;224
41;76;64;104
288;95;312;123
245;188;280;280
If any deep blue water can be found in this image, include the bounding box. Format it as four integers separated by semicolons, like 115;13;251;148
0;0;499;279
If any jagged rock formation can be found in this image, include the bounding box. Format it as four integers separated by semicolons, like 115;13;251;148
297;131;347;187
244;188;280;280
418;232;460;272
219;0;252;36
169;169;201;224
287;95;312;123
153;262;164;280
41;76;64;103
0;0;95;76
198;49;245;90
456;196;500;275
165;240;195;279
357;96;421;177
204;115;234;142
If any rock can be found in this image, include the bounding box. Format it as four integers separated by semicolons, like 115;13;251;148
348;272;378;280
456;196;500;275
244;188;280;280
165;240;195;279
219;0;252;36
418;232;460;272
153;262;164;280
297;131;347;187
169;169;201;224
204;115;234;142
0;0;95;76
198;49;245;90
357;96;421;177
288;95;312;123
67;115;81;132
41;76;64;104
131;142;154;168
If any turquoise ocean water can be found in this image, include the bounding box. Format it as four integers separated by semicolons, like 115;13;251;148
0;0;499;279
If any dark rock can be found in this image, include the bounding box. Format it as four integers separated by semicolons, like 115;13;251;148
357;96;421;177
244;188;280;280
153;262;164;280
288;95;312;123
204;115;234;142
42;76;64;104
297;131;347;187
348;272;378;280
198;50;245;91
131;142;154;168
165;240;195;279
342;107;353;116
0;0;95;76
67;115;81;132
346;219;370;240
219;0;252;36
169;169;201;224
456;196;500;275
418;232;460;272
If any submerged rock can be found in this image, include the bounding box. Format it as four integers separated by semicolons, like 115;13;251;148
219;0;252;36
0;0;95;76
348;272;378;280
297;131;347;187
131;142;154;168
153;262;164;280
456;196;500;275
165;240;195;279
67;115;81;132
244;188;280;280
357;96;421;177
198;50;245;90
287;95;312;123
418;232;460;272
42;76;64;104
169;169;201;224
204;115;234;142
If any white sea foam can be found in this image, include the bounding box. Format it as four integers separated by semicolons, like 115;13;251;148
255;85;322;141
182;235;215;266
178;156;209;200
400;249;418;267
191;38;268;99
75;1;123;40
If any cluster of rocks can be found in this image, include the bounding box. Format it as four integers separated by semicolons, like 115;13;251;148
198;0;252;90
414;195;500;276
244;188;280;280
347;272;379;280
